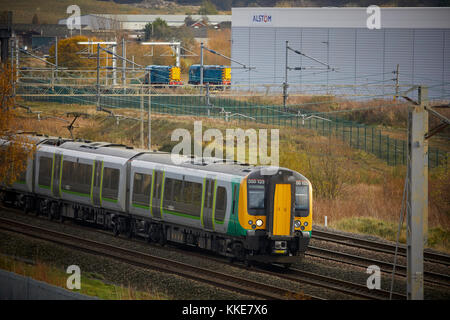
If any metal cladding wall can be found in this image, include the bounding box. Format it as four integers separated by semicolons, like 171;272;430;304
231;8;450;100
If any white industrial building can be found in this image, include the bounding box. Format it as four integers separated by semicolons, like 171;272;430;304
58;14;231;31
231;7;450;100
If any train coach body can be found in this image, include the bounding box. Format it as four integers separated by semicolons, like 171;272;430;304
129;158;235;234
188;65;231;86
1;135;312;265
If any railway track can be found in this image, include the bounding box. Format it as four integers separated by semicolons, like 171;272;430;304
0;216;318;300
2;208;446;299
306;246;450;288
312;229;450;267
257;265;406;300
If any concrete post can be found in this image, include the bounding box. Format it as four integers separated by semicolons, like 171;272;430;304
406;86;428;300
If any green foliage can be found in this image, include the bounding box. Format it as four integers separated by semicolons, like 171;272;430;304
334;217;450;252
31;13;39;24
335;217;405;242
144;18;172;40
198;0;218;15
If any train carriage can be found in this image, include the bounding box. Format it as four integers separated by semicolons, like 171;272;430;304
1;135;312;266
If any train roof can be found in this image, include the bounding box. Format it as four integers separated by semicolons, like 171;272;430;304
145;65;173;70
21;134;266;177
135;152;255;177
58;141;143;159
189;64;229;69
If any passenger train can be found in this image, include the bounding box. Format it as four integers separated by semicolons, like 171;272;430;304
0;135;312;266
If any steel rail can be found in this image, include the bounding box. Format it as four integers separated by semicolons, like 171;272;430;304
312;229;450;267
306;246;450;287
0;217;316;300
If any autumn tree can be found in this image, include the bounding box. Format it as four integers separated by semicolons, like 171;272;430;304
206;28;231;65
0;64;35;185
48;35;108;70
198;0;218;15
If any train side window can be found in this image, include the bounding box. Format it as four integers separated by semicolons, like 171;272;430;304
163;178;174;206
183;181;193;204
38;156;53;187
192;182;202;207
132;172;151;206
103;167;120;200
173;179;183;202
215;186;227;222
61;160;74;189
60;160;92;195
77;163;93;192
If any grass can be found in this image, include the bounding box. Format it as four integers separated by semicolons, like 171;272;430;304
12;100;450;253
0;254;164;299
333;217;450;253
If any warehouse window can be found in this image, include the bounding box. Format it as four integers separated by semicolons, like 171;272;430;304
38;156;53;188
132;172;151;207
103;167;120;201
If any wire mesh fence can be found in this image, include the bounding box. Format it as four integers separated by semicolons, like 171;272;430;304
19;89;448;169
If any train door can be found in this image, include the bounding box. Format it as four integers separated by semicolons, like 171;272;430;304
272;184;292;236
52;153;62;198
151;170;163;219
91;159;103;206
229;184;239;235
202;178;215;231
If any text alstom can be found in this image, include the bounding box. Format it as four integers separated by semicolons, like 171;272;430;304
253;15;272;23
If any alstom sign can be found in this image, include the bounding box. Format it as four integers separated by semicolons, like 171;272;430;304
252;14;272;24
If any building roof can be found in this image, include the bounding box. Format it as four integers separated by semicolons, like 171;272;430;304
13;24;72;37
58;14;231;29
232;7;450;29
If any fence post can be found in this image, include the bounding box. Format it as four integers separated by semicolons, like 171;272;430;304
403;140;406;165
394;138;397;166
371;127;374;153
364;126;367;151
387;135;390;165
379;130;382;158
357;125;360;149
436;149;439;168
350;123;353;147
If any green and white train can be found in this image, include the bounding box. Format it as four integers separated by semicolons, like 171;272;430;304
1;135;313;266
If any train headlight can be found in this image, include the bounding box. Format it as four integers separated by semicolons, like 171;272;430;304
256;219;263;227
248;220;253;225
304;221;308;227
294;220;301;228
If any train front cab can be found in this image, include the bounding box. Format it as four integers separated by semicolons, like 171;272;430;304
239;168;312;264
